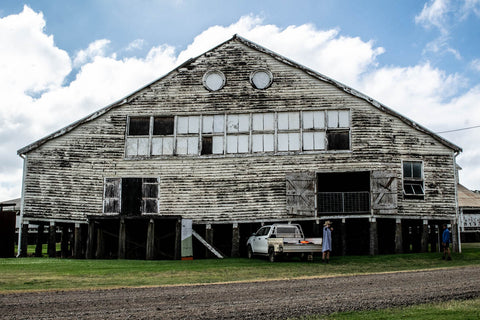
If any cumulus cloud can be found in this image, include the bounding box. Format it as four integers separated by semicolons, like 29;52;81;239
1;7;480;201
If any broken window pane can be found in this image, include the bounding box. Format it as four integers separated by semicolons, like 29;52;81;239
128;117;150;136
412;162;422;178
153;117;174;135
327;130;349;150
121;178;142;216
202;136;213;155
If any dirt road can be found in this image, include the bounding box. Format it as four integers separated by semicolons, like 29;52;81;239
1;266;480;319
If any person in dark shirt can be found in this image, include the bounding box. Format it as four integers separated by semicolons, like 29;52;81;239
442;224;452;261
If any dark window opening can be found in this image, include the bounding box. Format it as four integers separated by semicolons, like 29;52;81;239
201;136;213;155
317;172;370;213
128;117;150;136
121;178;143;216
327;130;350;150
153;116;174;135
403;161;422;178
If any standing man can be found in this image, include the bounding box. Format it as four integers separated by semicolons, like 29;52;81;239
442;224;452;261
322;221;333;263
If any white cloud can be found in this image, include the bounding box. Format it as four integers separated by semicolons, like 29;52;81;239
125;39;146;52
1;8;480;202
73;39;111;67
471;59;480;72
415;0;450;34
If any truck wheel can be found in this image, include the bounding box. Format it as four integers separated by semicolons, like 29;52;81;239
247;246;253;259
268;248;275;262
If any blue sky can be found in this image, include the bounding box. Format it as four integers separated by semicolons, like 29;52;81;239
1;0;480;201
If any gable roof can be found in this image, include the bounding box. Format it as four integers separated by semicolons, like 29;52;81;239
18;34;462;155
458;184;480;209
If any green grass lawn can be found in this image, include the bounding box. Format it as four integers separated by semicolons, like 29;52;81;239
1;243;479;293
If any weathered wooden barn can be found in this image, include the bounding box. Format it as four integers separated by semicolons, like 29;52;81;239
458;184;480;242
17;35;462;259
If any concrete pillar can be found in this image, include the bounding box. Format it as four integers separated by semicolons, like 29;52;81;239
395;218;403;254
48;221;56;258
35;224;44;257
205;224;214;258
118;218;126;259
146;219;155;260
61;225;69;258
369;218;378;256
74;223;82;259
340;218;347;256
20;222;29;257
231;223;240;257
86;220;95;259
420;220;429;253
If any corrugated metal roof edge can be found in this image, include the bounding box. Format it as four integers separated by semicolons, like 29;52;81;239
17;34;462;155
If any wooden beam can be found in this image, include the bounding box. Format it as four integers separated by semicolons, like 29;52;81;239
74;223;82;259
420;220;429;253
231;223;240;257
86;221;95;259
146;219;155;260
369;218;378;256
192;230;224;259
394;219;403;254
118;218;126;259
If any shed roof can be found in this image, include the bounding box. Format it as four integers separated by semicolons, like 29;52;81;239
458;184;480;209
18;35;462;155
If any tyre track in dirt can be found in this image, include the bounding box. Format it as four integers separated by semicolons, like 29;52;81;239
1;266;480;319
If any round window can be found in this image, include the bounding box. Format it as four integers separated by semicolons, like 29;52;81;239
203;70;226;91
250;69;273;89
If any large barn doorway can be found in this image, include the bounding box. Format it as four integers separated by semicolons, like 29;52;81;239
317;172;370;214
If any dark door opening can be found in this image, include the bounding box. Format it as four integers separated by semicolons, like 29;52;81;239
121;178;142;216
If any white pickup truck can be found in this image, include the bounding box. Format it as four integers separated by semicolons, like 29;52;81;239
246;224;322;262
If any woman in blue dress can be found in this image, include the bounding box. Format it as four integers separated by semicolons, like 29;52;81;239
322;221;333;263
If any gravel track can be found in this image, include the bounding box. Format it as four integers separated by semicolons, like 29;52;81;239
1;266;480;319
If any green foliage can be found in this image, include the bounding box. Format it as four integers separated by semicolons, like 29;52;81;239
1;243;479;293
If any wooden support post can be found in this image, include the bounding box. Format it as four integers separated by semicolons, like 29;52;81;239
146;219;155;260
86;220;95;259
395;218;403;254
61;225;69;258
118;218;126;259
96;223;105;259
451;220;459;253
20;222;29;257
205;224;214;258
231;223;240;257
48;221;56;258
369;218;378;256
420;220;429;253
340;219;347;256
74;223;82;259
35;224;44;257
174;219;182;260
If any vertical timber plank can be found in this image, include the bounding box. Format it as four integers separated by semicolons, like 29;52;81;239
231;223;240;257
86;220;95;259
20;222;29;257
369;218;378;256
74;223;82;259
395;219;403;254
146;219;155;260
61;225;69;258
420;220;429;253
118;218;126;259
48;221;56;258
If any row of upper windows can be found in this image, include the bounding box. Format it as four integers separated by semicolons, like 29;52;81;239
125;110;350;157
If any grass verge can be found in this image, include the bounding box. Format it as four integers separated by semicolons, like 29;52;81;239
1;243;479;293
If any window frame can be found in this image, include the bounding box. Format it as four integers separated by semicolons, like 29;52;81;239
402;160;425;199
